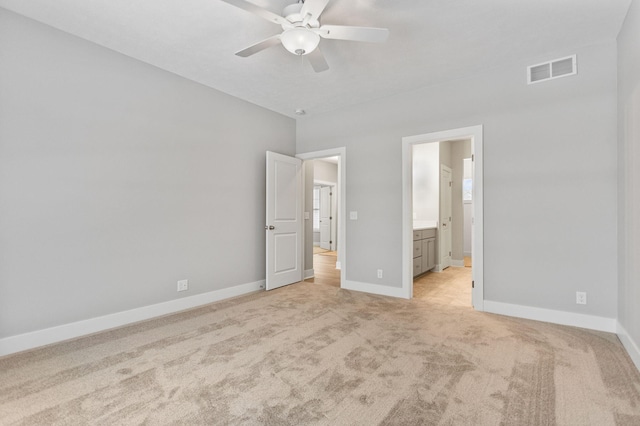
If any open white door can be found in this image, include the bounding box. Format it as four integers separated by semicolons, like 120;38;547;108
266;151;303;290
440;165;452;270
319;186;331;250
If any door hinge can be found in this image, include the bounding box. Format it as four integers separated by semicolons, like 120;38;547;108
472;154;475;161
472;280;475;288
449;251;452;256
330;192;333;196
330;240;332;244
330;216;332;220
449;182;452;187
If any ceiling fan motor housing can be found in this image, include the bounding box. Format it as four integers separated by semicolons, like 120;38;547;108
282;3;320;28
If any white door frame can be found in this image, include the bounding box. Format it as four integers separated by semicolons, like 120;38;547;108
297;148;346;289
401;126;484;310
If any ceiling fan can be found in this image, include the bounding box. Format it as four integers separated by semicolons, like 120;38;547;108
219;0;389;72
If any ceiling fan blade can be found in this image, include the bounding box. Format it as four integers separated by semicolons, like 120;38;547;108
219;0;289;26
300;0;330;21
307;47;329;73
316;25;389;43
235;35;281;57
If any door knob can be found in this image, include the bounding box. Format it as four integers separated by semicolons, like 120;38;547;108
265;225;275;230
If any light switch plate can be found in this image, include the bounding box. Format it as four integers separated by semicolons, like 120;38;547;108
350;211;358;220
304;212;310;220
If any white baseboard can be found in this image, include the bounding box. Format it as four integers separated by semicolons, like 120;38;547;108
451;259;465;267
343;279;408;299
304;269;315;279
0;280;264;358
483;300;617;333
617;322;640;372
463;251;472;257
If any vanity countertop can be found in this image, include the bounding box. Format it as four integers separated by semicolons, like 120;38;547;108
413;220;438;231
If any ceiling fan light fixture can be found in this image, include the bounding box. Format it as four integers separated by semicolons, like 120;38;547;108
280;28;320;56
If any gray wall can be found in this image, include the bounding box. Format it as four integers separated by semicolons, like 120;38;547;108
0;9;296;338
439;141;452;168
617;0;640;354
297;41;618;318
314;160;338;184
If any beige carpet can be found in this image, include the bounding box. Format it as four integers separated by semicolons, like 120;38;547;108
1;281;640;425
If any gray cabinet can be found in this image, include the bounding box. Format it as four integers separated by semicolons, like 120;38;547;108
413;228;436;277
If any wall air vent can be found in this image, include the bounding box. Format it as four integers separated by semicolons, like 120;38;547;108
527;55;577;84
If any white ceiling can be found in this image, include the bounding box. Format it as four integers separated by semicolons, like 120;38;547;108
0;0;631;118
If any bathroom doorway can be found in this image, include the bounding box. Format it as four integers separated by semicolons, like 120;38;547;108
401;125;484;310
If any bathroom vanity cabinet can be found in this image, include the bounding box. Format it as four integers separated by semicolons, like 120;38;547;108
413;227;436;277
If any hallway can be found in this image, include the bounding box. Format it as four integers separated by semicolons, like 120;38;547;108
304;251;340;288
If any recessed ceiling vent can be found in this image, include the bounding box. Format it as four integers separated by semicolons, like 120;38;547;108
527;55;577;84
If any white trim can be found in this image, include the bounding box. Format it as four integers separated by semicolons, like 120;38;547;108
451;260;465;267
297;148;346;290
304;269;315;279
402;125;484;309
0;280;263;357
343;280;406;299
617;322;640;372
483;300;616;333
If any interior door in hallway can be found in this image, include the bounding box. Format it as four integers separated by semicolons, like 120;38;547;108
440;165;452;270
265;151;302;290
319;186;331;250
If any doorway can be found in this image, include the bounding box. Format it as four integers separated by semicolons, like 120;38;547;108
412;144;471;305
297;148;346;289
401;126;484;310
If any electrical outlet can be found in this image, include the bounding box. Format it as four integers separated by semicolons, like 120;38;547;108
576;291;587;305
377;269;383;279
177;279;189;292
